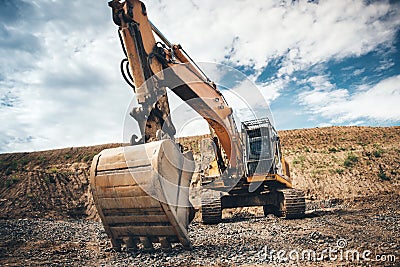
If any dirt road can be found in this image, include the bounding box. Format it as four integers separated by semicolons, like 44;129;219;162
0;193;398;266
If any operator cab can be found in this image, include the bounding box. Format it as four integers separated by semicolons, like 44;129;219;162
241;118;283;177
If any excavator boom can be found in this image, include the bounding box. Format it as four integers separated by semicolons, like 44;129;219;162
110;0;244;168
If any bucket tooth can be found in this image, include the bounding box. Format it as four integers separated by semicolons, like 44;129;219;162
126;237;139;251
111;238;122;252
159;237;172;251
140;237;153;250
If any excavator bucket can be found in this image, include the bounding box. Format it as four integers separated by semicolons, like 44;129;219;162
90;139;194;251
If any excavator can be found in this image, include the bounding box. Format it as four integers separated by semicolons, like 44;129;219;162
90;0;305;251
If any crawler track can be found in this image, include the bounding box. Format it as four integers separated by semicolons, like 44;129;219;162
280;188;306;219
201;190;222;224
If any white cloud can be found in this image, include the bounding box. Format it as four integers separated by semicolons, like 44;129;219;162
0;0;131;152
148;0;399;71
352;68;366;76
375;58;395;72
305;75;336;91
299;75;400;123
300;88;349;107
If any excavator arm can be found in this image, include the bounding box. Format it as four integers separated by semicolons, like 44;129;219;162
109;0;243;170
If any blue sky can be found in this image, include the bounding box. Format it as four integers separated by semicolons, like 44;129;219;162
0;0;399;152
259;31;400;129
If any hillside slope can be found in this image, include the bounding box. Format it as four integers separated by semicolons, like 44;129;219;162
0;144;121;220
279;126;400;200
0;126;399;220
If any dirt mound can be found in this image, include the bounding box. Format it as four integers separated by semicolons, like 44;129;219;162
279;126;400;200
0;144;121;220
0;126;399;220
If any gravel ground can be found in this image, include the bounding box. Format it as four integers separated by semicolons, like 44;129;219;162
0;195;399;266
